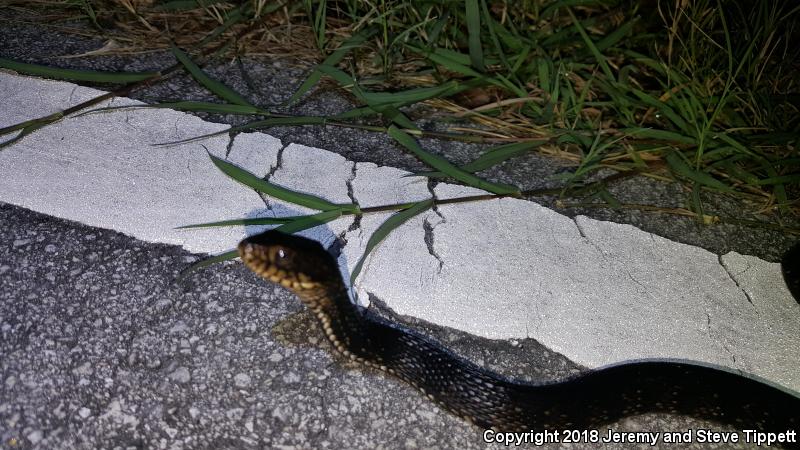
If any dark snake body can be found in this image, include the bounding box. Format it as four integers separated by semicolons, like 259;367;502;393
239;231;800;435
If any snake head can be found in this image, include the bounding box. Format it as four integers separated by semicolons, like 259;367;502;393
238;230;341;293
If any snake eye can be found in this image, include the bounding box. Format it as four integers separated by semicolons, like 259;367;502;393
268;246;292;265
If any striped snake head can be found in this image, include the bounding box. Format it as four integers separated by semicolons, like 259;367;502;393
238;230;342;306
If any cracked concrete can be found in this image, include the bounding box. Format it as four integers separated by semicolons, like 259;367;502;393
422;217;445;273
260;142;288;211
719;254;756;306
422;179;446;272
0;73;279;254
2;72;798;398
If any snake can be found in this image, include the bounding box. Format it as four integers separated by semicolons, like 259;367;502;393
238;230;800;436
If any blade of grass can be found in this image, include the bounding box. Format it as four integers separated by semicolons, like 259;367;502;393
388;126;520;195
596;189;622;208
0;112;62;137
360;81;462;106
82;101;269;116
152;101;268;115
405;45;506;89
275;209;343;234
425;9;450;49
565;8;614;81
480;0;514;76
285;27;376;106
377;106;418;130
536;57;552;95
156;116;330;145
757;159;790;213
665;151;732;192
0;57;157;83
418;140;547;178
624;145;650;169
465;0;485;72
208;152;359;212
593;18;635;52
171;45;253;106
689;180;705;220
622;128;697;145
715;160;760;185
197;2;251;47
755;174;800;186
306;0;327;50
425;47;497;67
316;65;420;129
154;1;230;12
176;216;301;229
0;124;39;149
329;106;384;120
350;199;434;284
627;88;692;135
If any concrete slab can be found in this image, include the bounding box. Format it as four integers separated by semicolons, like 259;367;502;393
355;195;798;390
0;72;280;254
1;72;797;397
573;217;798;381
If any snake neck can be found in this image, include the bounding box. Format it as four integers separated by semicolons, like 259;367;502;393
295;283;380;364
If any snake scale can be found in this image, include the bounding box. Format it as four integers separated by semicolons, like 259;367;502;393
238;230;800;435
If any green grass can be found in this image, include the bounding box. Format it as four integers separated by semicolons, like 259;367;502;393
2;0;799;255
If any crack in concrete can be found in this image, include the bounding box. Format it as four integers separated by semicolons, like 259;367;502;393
574;218;587;239
422;217;444;273
426;178;445;221
705;313;737;364
345;163;361;233
621;268;657;302
423;178;445;272
718;254;756;308
574;218;610;264
68;84;78;103
224;131;237;158
266;143;286;180
260;143;288;211
575;219;658;302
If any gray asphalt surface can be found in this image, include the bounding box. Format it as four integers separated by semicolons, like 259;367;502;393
0;202;767;450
